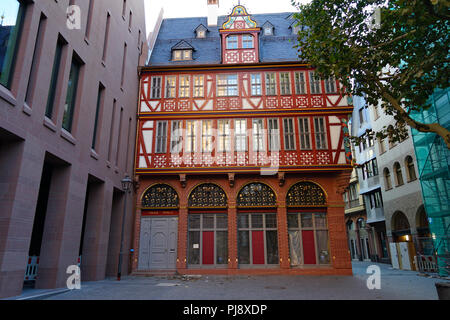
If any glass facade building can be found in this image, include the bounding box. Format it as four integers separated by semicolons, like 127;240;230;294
411;87;450;276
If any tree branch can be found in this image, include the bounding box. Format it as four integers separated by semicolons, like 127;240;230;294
364;69;450;149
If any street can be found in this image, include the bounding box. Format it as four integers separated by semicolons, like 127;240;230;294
32;262;448;300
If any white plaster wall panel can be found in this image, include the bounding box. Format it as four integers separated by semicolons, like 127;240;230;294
149;101;160;111
142;120;154;129
142;131;153;154
330;126;341;150
327;95;339;106
143;82;149;97
139;156;148;168
338;152;347;164
204;100;213;110
141;102;151;112
243;99;252;109
338;98;349;106
250;98;262;107
328;116;341;124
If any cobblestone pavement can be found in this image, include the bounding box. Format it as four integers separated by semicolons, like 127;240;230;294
35;261;449;300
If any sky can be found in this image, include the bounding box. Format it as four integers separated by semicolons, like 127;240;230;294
1;0;20;26
144;0;312;36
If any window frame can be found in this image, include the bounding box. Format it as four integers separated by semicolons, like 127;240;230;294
324;76;337;93
165;75;176;98
0;0;26;89
313;117;328;150
185;120;198;153
187;213;228;267
268;118;280;152
179;75;190;98
279;72;291;95
155;120;168;153
294;71;306;95
226;35;238;49
287;212;330;266
283;118;296;151
201;120;213;153
250;73;262;96
62;55;82;133
234;119;247;152
242;34;254;49
217;74;238;97
265;72;277;96
237;213;279;266
193;75;204;98
298;117;312;150
150;76;162;99
217;119;231;152
170;120;183;153
252;118;265;152
309;71;321;94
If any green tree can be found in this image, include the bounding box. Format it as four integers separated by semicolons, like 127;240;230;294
292;0;450;148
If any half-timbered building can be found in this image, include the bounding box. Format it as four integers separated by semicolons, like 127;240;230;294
133;2;353;275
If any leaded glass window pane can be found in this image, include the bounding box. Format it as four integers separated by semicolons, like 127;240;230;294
286;182;326;206
188;183;227;208
141;184;179;208
237;183;276;207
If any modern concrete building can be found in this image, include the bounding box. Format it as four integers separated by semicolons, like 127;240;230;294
370;99;431;265
0;0;147;298
350;95;389;263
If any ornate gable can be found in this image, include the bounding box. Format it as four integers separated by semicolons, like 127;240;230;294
220;5;260;64
222;5;258;30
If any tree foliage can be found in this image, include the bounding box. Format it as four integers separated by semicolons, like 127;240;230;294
292;0;450;148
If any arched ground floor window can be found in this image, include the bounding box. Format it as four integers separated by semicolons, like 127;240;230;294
287;210;330;265
237;210;279;266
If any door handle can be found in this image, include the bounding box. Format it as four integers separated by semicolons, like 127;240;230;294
169;249;175;252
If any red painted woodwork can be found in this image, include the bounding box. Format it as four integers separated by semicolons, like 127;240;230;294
202;231;215;265
302;230;316;264
252;231;265;264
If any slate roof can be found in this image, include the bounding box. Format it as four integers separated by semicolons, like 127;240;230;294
148;12;300;66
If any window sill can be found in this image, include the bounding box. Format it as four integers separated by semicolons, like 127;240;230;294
22;103;32;116
0;84;17;107
61;128;76;145
90;149;99;160
43;116;57;132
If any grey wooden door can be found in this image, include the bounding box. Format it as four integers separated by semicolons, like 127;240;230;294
138;217;178;270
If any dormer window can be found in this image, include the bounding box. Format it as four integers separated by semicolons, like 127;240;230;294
242;35;254;48
195;24;208;39
171;40;195;61
226;35;238;49
262;21;275;36
172;49;192;61
197;30;206;38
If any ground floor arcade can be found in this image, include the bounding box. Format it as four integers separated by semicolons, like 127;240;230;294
132;172;352;275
